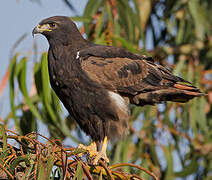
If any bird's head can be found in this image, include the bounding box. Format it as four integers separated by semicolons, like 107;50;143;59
32;16;85;46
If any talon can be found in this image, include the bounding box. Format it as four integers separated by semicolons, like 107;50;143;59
93;151;109;165
93;136;109;165
77;137;109;165
78;142;98;157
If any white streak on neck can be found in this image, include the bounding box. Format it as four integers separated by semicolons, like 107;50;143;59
76;51;80;59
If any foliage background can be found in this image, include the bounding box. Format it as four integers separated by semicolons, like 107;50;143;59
0;0;212;179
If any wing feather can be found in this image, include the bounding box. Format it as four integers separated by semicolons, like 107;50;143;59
81;56;167;93
80;54;203;106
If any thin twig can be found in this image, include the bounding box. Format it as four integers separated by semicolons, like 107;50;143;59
8;144;18;157
1;129;160;180
0;162;14;179
112;170;129;179
81;163;94;180
61;150;68;180
99;160;114;180
5;128;19;135
109;163;159;180
19;143;24;155
131;174;145;180
0;157;10;169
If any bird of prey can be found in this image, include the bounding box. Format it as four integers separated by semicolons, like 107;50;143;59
32;16;203;164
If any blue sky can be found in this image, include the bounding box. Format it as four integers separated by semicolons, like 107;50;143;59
0;0;87;76
0;0;87;116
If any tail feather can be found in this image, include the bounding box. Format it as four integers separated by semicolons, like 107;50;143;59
173;83;200;92
132;61;205;106
132;82;205;106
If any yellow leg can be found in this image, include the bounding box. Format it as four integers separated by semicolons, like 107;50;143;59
93;136;109;165
101;136;108;155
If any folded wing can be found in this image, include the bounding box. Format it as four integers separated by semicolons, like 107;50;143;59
80;48;203;106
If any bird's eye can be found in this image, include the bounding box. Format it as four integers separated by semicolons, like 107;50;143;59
49;23;56;28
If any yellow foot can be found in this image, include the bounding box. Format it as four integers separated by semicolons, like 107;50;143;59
78;137;109;165
78;142;97;157
92;150;109;165
92;136;109;165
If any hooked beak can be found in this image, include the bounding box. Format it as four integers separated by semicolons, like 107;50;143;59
32;26;40;37
32;24;52;37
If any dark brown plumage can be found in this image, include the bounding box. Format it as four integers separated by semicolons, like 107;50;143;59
32;16;203;143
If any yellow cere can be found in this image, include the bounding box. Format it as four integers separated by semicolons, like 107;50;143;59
38;24;52;32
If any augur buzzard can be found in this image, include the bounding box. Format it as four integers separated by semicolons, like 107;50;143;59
33;16;203;164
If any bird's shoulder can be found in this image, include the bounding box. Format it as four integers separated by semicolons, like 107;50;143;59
77;44;146;60
77;44;155;88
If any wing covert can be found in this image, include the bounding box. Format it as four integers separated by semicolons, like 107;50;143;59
80;56;165;95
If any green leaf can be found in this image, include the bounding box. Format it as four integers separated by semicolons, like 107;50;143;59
73;161;83;180
9;156;30;175
173;58;186;75
188;0;209;40
70;16;90;23
17;57;43;122
17;57;28;96
94;5;106;40
37;166;46;179
117;0;135;42
0;124;7;152
197;97;208;133
33;62;42;96
163;145;175;179
9;54;22;133
46;155;54;179
40;53;58;126
113;35;137;53
175;156;198;178
20;109;37;135
37;157;46;180
83;0;104;35
25;163;35;179
176;19;185;44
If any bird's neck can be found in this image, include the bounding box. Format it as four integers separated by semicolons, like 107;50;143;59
47;34;88;52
